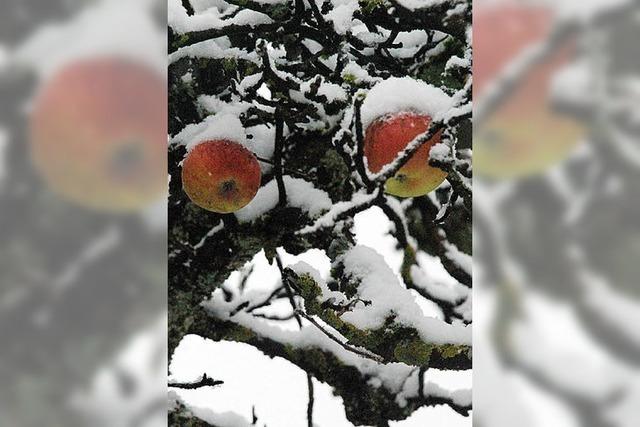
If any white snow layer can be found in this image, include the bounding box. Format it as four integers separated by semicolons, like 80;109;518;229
169;0;272;34
170;391;253;427
235;176;332;223
173;114;248;151
289;261;349;307
395;0;449;11
338;246;471;345
169;39;259;64
429;142;451;162
410;264;468;304
325;0;360;35
298;191;378;234
341;62;379;84
203;292;460;402
360;77;454;129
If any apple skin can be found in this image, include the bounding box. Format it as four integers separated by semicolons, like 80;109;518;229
30;57;167;212
182;140;261;213
364;112;447;197
474;3;584;179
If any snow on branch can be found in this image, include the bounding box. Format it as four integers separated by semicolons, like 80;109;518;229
337;245;471;345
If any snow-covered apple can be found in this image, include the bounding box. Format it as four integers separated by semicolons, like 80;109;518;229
182;140;261;213
474;2;583;178
364;112;447;197
30;57;167;212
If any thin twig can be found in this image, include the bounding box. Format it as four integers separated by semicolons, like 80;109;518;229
245;286;287;313
354;97;374;190
275;255;303;328
306;374;315;427
274;109;287;208
169;374;223;390
255;156;312;179
296;310;384;362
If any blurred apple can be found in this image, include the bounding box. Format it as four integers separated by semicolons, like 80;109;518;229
30;57;167;212
474;2;584;179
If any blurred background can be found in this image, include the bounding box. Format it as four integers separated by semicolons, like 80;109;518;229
0;1;167;426
474;0;640;426
2;0;640;426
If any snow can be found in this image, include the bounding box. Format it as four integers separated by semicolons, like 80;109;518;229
204;294;417;393
354;30;386;46
325;0;360;35
197;95;251;117
234;176;332;223
287;76;348;131
252;0;292;4
188;0;232;13
429;142;451;162
392;368;471;409
203;282;467;408
389;31;431;59
410;265;468;304
169;39;259;64
315;81;348;103
298;191;378;234
319;53;339;71
171;389;254;427
341;62;378;84
171;337;358;427
173;97;270;156
337;245;471;345
237;72;263;95
289;261;348;306
180;71;193;84
193;221;224;251
173;114;248;151
550;61;592;110
245;124;276;172
293;78;348;104
445;55;470;72
441;235;472;276
447;2;469;18
354;206;405;275
169;0;273;34
302;38;323;55
395;0;449;11
360;77;454;130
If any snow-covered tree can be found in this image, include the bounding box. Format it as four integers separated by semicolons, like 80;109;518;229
168;0;472;425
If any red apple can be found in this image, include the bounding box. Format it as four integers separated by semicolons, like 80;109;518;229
474;2;584;178
181;140;261;213
364;112;447;197
30;57;167;212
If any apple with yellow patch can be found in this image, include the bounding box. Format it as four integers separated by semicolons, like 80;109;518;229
364;112;447;197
